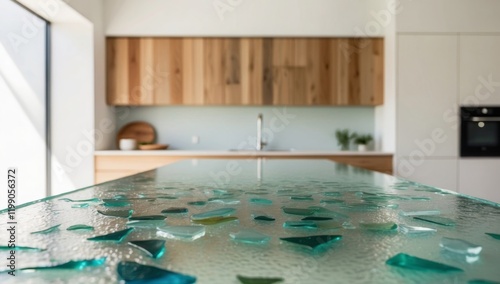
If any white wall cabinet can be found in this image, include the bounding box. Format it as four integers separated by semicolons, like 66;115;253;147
397;35;458;158
460;35;500;105
459;160;500;203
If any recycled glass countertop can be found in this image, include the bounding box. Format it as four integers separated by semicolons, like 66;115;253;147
1;159;500;283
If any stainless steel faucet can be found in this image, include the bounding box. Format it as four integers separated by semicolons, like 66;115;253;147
257;113;267;150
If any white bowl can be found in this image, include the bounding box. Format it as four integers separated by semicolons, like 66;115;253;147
119;139;137;150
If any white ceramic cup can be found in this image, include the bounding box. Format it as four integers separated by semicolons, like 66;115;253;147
119;138;137;150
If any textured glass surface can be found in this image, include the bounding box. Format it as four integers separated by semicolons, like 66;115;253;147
0;160;499;283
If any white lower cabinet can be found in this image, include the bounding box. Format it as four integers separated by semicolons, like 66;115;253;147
459;159;500;203
395;157;458;192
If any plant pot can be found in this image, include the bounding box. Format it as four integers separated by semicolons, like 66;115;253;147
340;144;349;151
357;144;367;152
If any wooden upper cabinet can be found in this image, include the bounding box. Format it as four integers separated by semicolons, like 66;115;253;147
106;37;384;106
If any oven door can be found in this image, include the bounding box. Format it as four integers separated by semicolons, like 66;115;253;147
461;117;500;156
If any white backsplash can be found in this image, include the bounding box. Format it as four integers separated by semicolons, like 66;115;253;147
114;106;375;151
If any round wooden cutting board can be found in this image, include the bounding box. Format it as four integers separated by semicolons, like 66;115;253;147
116;121;156;148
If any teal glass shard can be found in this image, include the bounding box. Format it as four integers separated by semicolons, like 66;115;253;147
0;246;45;252
408;196;431;201
485;233;500;240
192;216;238;225
31;224;61;235
414;187;443;193
157;196;178;200
302;216;333;221
213;189;228;195
21;257;106;271
98;209;133;218
413;216;456;226
245;192;269;196
71;203;90;208
340;203;383;211
290;196;314;201
128;240;166;258
282;207;315;216
102;199;131;207
87;228;133;243
67;225;94;231
320;199;344;204
129;215;166;221
386;253;463;272
283;221;317;229
191;208;236;220
440;237;482;255
161;207;188;214
208;197;241;205
127;220;166;228
230;230;271;244
359;222;398;231
280;235;342;250
323;192;342;197
468;280;500;284
237;275;284;284
157;225;206;240
59;198;100;203
187;201;207;206
399;210;440;216
254;216;275;222
250;198;273;205
399;225;436;235
316;221;343;230
117;261;196;284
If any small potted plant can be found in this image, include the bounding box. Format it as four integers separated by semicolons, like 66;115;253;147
335;129;355;151
353;134;373;152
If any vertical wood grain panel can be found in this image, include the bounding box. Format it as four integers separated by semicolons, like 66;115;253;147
106;38;129;104
127;38;141;105
153;38;172;104
204;38;224;104
262;39;274;105
223;39;242;104
139;38;154;104
372;38;384;105
169;38;183;104
106;37;384;106
241;38;263;104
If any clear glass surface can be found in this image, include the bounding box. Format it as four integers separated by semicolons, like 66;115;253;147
0;159;499;283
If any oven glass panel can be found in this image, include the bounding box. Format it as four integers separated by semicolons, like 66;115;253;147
466;122;499;147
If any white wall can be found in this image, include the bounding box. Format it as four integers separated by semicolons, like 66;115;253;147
104;0;396;152
395;0;500;203
105;0;388;36
15;0;96;196
115;106;375;151
65;0;115;151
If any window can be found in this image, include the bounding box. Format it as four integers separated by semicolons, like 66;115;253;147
0;0;50;204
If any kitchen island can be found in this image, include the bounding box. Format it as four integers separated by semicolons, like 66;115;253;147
1;159;499;283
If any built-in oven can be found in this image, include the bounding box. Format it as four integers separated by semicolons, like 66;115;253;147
460;106;500;157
